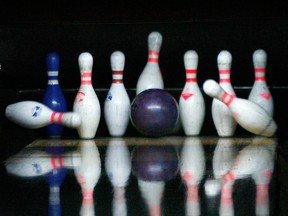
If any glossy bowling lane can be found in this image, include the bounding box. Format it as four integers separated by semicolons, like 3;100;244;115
1;136;279;216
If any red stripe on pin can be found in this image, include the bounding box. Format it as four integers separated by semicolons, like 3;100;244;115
81;80;92;85
186;78;197;82
58;156;64;168
148;50;159;56
58;113;63;124
255;77;266;81
50;112;57;123
148;58;158;63
186;69;197;74
112;79;123;83
77;92;85;96
219;70;231;74
81;72;92;77
220;78;231;83
226;95;235;106
112;70;123;75
255;68;265;72
51;155;57;169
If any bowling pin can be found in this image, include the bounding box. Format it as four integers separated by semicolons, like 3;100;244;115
42;52;67;138
105;138;131;216
212;50;237;137
73;52;101;139
136;31;164;95
5;148;77;177
205;138;237;197
5;101;80;129
104;51;131;137
179;50;205;136
203;79;277;137
74;140;101;216
45;147;68;216
180;137;205;216
248;49;274;116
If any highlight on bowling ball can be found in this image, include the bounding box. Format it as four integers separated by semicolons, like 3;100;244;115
131;145;179;181
130;88;180;137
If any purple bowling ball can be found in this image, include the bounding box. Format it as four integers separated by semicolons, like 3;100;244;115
130;89;179;137
131;145;179;181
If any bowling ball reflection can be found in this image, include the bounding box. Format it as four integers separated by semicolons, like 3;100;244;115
131;145;179;181
130;89;179;137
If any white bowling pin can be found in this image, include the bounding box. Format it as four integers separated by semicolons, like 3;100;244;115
179;50;205;136
74;140;101;216
180;137;205;216
136;31;164;95
73;52;101;139
104;51;131;137
212;50;237;137
5;101;80;129
5;149;77;177
105;138;131;216
248;49;274;116
138;179;165;216
203;79;277;137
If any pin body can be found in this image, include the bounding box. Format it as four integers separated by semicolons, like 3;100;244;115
73;52;101;139
136;31;164;95
212;50;237;137
203;79;277;137
179;50;205;136
248;49;274;115
104;51;131;137
42;52;67;137
5;101;80;129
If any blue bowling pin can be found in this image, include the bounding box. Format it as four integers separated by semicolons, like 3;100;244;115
42;52;67;137
45;146;67;216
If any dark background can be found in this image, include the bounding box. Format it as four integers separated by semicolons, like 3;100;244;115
0;0;287;158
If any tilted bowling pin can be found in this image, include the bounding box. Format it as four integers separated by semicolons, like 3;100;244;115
42;52;67;138
205;138;237;197
179;50;205;136
203;79;277;137
248;49;274;116
5;148;77;177
105;138;131;216
74;140;101;216
220;137;276;216
212;50;237;137
136;31;164;95
180;137;205;216
73;52;101;139
5;101;80;129
104;51;131;137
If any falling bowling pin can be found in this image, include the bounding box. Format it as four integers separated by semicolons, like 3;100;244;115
203;79;277;137
42;52;67;137
248;49;274;116
179;50;205;136
104;51;131;137
105;138;131;216
136;31;164;95
74;140;101;216
73;52;101;139
180;137;205;216
5;101;80;129
212;50;237;137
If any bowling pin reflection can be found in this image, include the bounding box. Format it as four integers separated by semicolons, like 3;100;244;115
74;140;101;216
205;138;237;197
180;137;205;216
131;145;179;216
105;138;131;216
220;137;276;216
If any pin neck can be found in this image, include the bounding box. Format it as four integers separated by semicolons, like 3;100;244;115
50;112;64;125
148;50;159;63
80;72;92;85
82;189;94;204
255;68;266;82
221;92;235;107
219;70;231;83
187;185;199;201
112;70;123;83
185;69;197;82
48;71;59;85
